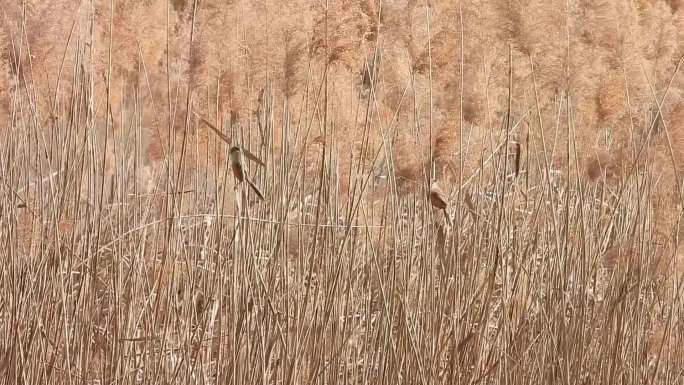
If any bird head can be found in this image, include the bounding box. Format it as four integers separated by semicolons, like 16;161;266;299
229;146;242;163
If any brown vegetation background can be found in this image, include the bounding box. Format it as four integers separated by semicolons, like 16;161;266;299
2;1;684;180
1;0;684;383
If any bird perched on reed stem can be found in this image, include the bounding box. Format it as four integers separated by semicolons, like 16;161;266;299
430;181;452;226
197;112;266;200
229;146;265;200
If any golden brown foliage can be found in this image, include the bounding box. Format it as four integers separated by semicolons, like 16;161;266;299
2;1;684;383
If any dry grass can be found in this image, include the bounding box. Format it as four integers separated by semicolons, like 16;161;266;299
1;0;684;384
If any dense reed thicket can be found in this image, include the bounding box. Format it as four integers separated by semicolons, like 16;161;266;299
0;0;683;383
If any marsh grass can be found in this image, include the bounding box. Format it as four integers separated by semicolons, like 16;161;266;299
1;1;684;384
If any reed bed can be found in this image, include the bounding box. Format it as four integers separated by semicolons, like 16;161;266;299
1;1;684;384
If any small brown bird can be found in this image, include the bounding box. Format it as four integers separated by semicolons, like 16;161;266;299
429;181;452;226
197;113;266;201
229;146;265;200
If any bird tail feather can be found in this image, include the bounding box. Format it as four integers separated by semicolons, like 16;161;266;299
246;178;265;201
